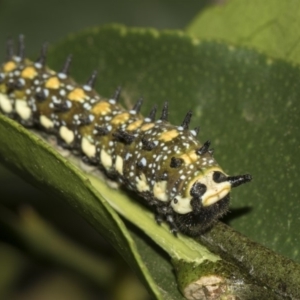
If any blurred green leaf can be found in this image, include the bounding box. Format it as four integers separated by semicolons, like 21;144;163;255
187;0;300;64
0;243;28;299
0;206;115;289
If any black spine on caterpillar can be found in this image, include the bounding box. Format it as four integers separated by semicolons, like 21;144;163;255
0;37;252;236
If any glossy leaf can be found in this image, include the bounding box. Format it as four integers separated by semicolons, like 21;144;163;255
187;0;300;64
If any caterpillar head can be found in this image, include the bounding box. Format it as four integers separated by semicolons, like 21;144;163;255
171;168;252;236
190;170;252;208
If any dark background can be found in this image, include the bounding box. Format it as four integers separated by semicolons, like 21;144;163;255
0;0;212;61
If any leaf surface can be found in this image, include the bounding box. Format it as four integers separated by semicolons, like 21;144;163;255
187;0;300;64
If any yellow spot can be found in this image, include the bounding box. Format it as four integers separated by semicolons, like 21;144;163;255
81;137;96;158
171;196;192;214
111;112;130;125
115;155;124;175
153;181;168;202
127;120;143;131
136;173;150;192
92;101;111;115
21;66;37;79
141;123;155;131
45;77;60;89
15;99;31;120
59;126;75;144
179;151;198;164
100;149;112;170
158;129;179;142
40;115;54;129
3;61;17;72
0;93;13;113
68;88;85;102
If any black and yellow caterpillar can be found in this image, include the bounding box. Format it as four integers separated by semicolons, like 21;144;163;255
0;36;252;236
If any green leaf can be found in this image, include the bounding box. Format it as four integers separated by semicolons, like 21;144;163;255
0;206;115;289
1;24;300;298
187;0;300;64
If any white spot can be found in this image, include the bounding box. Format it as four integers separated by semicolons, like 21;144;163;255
66;100;72;109
83;102;91;110
34;62;42;69
81;137;96;158
0;93;13;113
125;153;132;160
87;114;95;123
59;89;66;96
15;99;32;120
153;181;168;202
171;196;193;214
140;157;147;167
100;149;112;170
51;95;59;104
83;85;91;91
59;126;75;144
58;73;67;79
40;115;54;129
191;130;197;136
136;173;150;192
155;154;162;162
115;155;124;175
18;78;25;87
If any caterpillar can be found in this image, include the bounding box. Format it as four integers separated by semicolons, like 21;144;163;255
0;36;252;236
